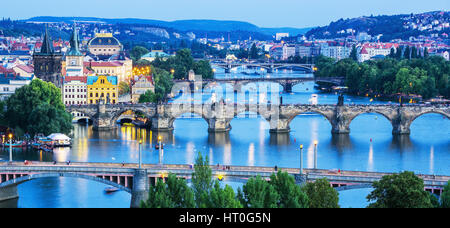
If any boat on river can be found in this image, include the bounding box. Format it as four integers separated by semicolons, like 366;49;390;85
4;141;27;148
47;133;71;147
104;187;119;193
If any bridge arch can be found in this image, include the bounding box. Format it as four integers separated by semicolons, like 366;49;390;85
0;173;131;193
110;108;155;125
286;110;335;130
168;109;210;130
346;110;396;132
407;110;450;129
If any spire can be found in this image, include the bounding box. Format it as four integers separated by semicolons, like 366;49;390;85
40;24;54;55
67;22;83;56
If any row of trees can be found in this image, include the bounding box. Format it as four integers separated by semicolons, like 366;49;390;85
142;152;339;208
130;47;214;80
141;153;450;208
315;55;450;99
0;79;73;137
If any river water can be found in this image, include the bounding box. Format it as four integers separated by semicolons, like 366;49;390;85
0;67;448;208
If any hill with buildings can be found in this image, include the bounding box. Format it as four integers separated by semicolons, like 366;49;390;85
24;17;310;37
305;11;449;42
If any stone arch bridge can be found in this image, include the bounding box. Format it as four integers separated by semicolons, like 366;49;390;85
212;62;314;73
66;103;450;135
1;162;448;207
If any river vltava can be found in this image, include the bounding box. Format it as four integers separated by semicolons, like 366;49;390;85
0;67;448;208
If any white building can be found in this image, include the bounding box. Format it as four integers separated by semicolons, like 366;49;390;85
63;76;87;105
0;73;32;100
276;33;289;41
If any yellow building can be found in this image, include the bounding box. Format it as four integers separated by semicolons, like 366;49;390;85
87;75;118;104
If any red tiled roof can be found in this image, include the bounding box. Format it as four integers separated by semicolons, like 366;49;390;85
14;64;33;73
360;47;368;54
64;76;87;83
84;61;123;67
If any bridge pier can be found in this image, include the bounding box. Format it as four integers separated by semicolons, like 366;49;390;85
207;118;232;133
92;101;117;131
331;106;351;134
0;184;18;202
268;118;291;133
151;116;174;131
282;83;293;93
130;169;149;208
225;68;231;74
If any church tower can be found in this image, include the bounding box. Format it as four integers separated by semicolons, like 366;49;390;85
33;25;63;87
65;23;84;77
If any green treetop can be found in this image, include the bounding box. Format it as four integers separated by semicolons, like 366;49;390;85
366;171;434;208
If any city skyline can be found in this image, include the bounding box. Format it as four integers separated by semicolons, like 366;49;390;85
1;0;449;28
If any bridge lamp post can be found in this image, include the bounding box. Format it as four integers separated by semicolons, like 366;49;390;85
8;133;13;163
138;139;142;169
300;144;303;175
158;136;163;166
313;140;318;170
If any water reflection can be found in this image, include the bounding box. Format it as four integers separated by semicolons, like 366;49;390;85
330;134;352;151
390;135;413;152
269;132;291;145
207;132;230;146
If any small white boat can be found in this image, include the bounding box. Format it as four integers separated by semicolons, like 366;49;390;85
104;187;119;193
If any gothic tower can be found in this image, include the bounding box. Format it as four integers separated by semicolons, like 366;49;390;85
65;23;84;77
33;25;63;87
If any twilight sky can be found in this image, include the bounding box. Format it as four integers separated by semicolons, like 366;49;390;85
1;0;449;28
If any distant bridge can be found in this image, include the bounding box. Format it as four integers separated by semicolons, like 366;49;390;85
211;62;315;73
66;102;450;134
0;162;447;207
174;76;344;93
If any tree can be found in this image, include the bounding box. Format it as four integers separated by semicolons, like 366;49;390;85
249;43;259;59
302;178;339;208
441;181;450;208
269;171;309;208
138;90;157;103
193;60;214;79
367;171;434;208
237;175;279;208
208;181;242;208
349;45;358;61
118;81;130;96
141;173;195;208
4;79;72;137
130;46;149;62
191;152;214;207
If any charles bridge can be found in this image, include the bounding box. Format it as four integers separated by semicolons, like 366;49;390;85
66;102;450;135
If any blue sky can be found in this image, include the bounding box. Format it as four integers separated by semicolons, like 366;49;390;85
1;0;449;28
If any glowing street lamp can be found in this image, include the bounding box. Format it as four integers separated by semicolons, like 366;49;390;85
8;133;13;163
158;136;163;165
170;69;175;75
138;139;142;169
300;144;303;175
313;140;318;170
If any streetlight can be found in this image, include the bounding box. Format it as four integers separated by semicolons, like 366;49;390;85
313;140;318;170
138;139;142;169
158;136;163;165
300;144;303;175
8;133;13;163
